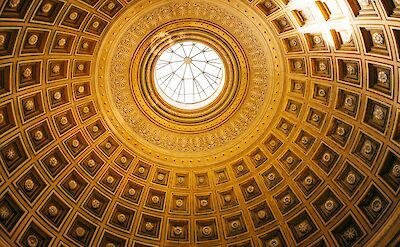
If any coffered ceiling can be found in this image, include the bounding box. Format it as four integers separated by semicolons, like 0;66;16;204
0;0;399;246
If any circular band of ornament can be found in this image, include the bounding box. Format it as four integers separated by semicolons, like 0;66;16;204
133;20;248;129
96;0;284;165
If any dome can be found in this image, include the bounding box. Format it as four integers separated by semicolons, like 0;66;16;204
0;0;399;246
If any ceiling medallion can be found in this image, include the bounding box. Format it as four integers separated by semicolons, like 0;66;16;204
96;0;284;166
134;20;246;127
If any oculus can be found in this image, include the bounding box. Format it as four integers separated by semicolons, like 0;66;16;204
154;41;225;110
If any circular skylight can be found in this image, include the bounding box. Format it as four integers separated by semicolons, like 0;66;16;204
154;41;225;110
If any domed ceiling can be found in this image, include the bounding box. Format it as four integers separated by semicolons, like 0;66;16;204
0;0;399;246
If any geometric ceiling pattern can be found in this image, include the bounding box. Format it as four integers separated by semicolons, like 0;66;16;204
0;0;399;246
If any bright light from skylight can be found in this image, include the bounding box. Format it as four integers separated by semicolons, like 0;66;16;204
154;41;225;110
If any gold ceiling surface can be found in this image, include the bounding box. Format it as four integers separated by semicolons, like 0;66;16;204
97;0;284;165
0;0;399;246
